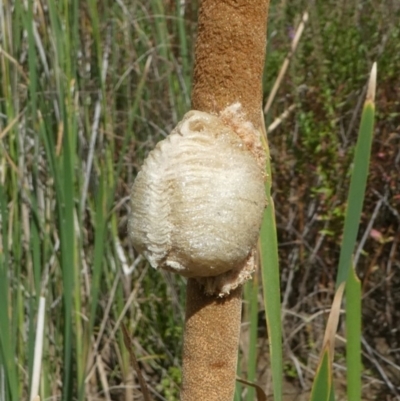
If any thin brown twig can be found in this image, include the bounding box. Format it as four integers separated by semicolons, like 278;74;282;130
0;46;29;82
264;11;309;115
267;104;296;134
0;109;25;140
121;323;153;401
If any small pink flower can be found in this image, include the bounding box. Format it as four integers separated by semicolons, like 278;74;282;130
370;228;383;243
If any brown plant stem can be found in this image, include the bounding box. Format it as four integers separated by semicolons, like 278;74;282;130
181;280;242;401
181;1;269;400
192;0;270;129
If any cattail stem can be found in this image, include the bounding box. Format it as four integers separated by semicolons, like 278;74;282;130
182;2;269;399
192;0;270;129
181;279;242;401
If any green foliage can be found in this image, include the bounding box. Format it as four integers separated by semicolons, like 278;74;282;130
336;95;376;286
158;366;182;400
310;349;332;401
0;1;189;399
260;134;283;401
309;66;375;401
261;11;377;397
346;266;362;401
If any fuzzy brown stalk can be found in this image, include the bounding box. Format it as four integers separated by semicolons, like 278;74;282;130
181;280;242;400
181;1;269;400
192;0;270;129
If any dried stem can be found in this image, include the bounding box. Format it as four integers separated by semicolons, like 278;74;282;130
264;11;308;114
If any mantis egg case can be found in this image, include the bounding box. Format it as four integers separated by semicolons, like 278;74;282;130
129;110;266;279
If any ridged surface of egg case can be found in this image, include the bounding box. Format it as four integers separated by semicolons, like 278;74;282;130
129;110;266;278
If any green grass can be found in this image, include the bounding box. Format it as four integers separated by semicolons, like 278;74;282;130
0;1;398;400
0;1;189;399
259;131;283;401
346;266;362;401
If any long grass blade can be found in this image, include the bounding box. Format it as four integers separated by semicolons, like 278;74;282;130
121;324;153;401
335;63;377;287
29;297;46;401
260;117;283;401
309;347;331;401
321;283;345;358
244;275;259;401
309;283;344;401
346;265;362;401
0;186;19;400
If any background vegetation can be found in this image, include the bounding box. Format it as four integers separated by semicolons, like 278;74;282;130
0;0;399;400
